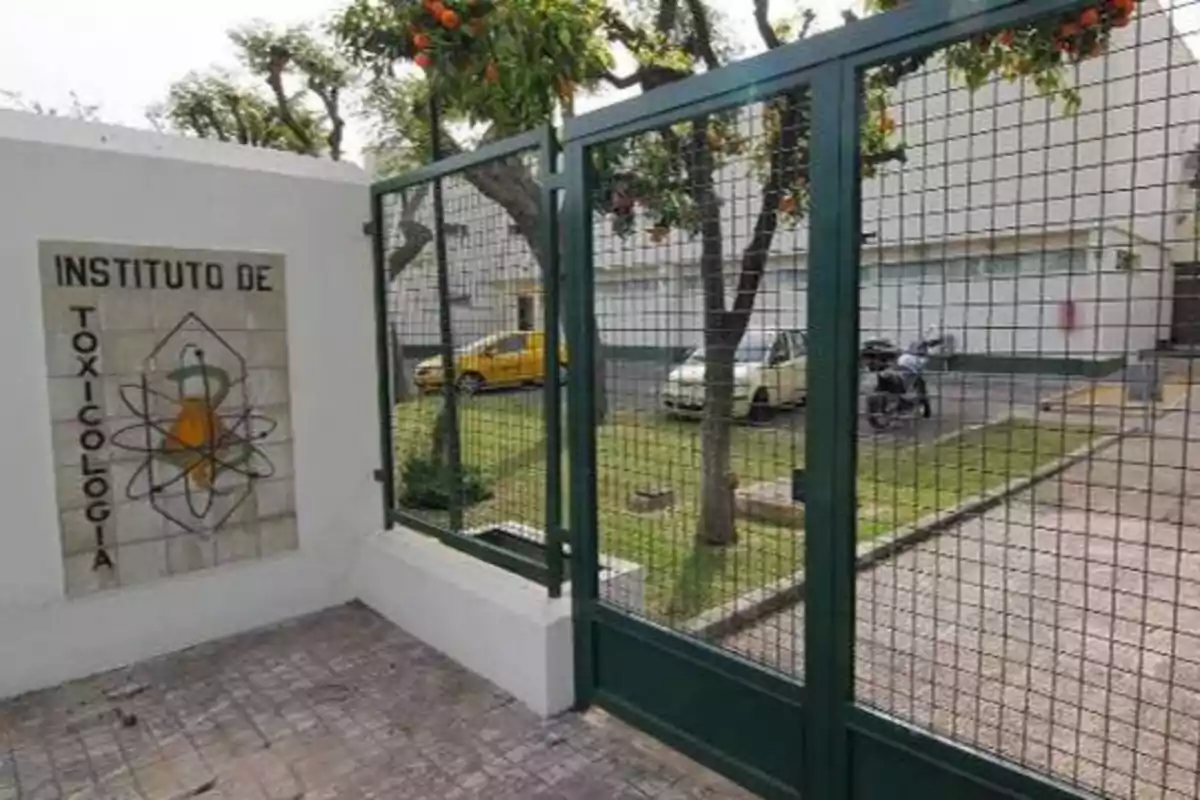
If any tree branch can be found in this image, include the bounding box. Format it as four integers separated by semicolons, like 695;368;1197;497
754;0;782;49
871;53;933;90
438;128;543;259
675;117;725;323
599;8;647;49
264;49;318;156
195;104;230;142
731;91;808;319
386;183;432;281
681;0;721;70
387;220;433;281
656;0;680;33
308;79;345;161
225;94;252;145
798;10;818;39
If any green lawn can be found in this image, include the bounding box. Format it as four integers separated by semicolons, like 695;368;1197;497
393;393;1096;624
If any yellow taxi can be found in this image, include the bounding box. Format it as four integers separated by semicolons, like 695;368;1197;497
413;331;567;394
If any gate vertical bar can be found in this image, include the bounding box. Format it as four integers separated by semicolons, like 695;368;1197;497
803;60;860;800
370;190;396;526
429;96;464;531
563;137;599;707
540;123;564;599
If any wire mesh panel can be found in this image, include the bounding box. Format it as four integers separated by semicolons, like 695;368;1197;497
381;146;557;570
846;1;1200;797
586;90;810;675
381;180;441;527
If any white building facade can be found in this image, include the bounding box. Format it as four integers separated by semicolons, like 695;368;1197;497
386;3;1200;362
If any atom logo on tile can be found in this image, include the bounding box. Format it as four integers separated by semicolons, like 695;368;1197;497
109;313;277;534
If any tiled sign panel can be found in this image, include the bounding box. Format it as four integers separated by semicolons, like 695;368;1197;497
40;241;296;597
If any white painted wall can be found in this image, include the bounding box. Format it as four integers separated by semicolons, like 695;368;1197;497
0;110;378;698
355;529;575;717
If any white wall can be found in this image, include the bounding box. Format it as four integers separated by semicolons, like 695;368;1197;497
586;228;1172;357
355;530;575;717
0;111;378;698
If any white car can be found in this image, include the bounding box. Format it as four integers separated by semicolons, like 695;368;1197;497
661;329;808;422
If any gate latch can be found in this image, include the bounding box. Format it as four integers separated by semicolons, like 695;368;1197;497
792;469;806;503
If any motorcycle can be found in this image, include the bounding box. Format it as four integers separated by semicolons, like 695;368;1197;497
864;328;945;431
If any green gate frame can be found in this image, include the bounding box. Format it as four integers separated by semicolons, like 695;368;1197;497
366;0;1115;795
557;0;1103;797
370;126;567;594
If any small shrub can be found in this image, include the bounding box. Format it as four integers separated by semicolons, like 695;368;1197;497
399;455;493;510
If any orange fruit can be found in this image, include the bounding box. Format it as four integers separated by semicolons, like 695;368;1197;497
415;52;433;69
441;9;460;28
999;29;1015;45
412;32;431;49
429;2;446;17
1060;21;1080;36
1080;7;1100;27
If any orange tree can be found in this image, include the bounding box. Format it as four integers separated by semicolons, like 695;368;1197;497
334;0;1139;545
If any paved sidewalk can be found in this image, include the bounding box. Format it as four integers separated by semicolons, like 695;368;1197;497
0;604;754;800
727;399;1200;799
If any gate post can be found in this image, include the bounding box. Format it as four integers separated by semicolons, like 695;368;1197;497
803;60;861;800
369;193;396;526
539;123;565;599
563;137;600;709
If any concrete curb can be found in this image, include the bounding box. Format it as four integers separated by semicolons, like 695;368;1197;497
682;396;1190;642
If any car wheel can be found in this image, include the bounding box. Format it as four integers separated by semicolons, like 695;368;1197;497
866;393;892;430
748;389;771;425
456;372;485;395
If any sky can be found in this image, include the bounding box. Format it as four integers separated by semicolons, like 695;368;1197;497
4;0;1198;165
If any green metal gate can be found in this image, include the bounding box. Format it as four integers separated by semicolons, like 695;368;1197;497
561;0;1157;797
373;0;1196;795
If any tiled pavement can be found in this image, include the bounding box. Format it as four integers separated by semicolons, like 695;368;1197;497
727;405;1200;799
0;603;755;799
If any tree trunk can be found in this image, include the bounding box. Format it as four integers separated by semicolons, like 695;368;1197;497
430;399;452;464
697;334;737;545
390;327;409;402
686;117;741;546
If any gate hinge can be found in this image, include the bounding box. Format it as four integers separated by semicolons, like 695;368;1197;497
372;468;386;483
362;220;377;236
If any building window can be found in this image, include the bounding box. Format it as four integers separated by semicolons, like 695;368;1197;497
1016;248;1090;274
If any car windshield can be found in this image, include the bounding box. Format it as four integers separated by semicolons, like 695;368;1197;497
686;334;772;364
